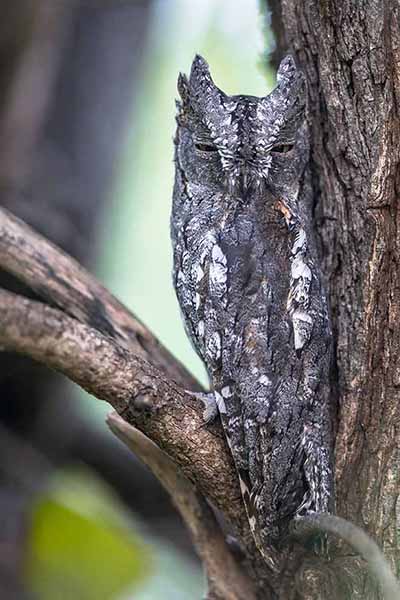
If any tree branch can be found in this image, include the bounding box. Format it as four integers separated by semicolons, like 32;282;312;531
107;412;257;600
0;289;244;523
0;207;197;389
292;515;400;600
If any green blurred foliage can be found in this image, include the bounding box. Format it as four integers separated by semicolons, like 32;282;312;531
25;467;204;600
25;469;151;600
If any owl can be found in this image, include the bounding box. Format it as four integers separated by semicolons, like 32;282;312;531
170;55;333;556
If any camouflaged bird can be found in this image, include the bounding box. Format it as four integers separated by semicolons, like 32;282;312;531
170;54;334;558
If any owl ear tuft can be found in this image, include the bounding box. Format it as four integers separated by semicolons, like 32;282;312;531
188;54;224;109
177;72;190;106
277;55;299;85
189;55;214;89
276;54;306;110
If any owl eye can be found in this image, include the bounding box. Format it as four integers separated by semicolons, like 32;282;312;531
271;144;294;154
194;141;218;153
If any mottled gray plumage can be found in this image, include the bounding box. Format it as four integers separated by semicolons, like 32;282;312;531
170;55;333;556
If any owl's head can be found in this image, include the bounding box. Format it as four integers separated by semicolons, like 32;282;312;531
175;55;308;201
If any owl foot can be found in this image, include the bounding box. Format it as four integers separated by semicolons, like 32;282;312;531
188;391;218;423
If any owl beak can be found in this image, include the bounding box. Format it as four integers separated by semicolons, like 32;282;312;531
235;172;249;202
238;168;260;203
242;170;249;194
227;167;261;202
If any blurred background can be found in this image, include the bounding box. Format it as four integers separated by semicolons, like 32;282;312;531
0;1;274;598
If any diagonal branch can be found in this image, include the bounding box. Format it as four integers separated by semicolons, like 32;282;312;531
0;207;197;389
0;289;244;529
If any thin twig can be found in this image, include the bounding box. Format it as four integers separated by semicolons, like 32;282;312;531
293;515;400;600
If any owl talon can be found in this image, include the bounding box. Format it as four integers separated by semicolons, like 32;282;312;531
189;391;218;423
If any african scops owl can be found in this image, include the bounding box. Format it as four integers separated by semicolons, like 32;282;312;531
170;55;333;556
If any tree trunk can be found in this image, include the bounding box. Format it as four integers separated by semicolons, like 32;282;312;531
0;2;399;598
264;1;400;597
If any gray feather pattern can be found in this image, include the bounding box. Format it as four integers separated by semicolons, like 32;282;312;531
171;55;334;554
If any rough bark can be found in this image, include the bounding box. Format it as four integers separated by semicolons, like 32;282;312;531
264;0;400;597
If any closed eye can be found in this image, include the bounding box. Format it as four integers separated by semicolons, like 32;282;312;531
194;141;218;152
271;143;294;154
